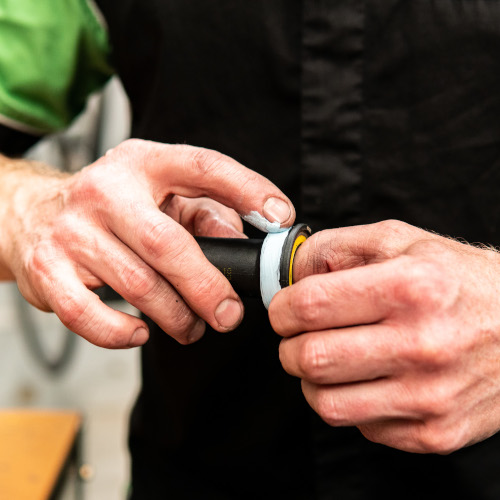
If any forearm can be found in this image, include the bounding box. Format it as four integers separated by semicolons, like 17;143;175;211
0;153;69;280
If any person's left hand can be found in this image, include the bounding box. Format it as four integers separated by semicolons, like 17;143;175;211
269;220;500;454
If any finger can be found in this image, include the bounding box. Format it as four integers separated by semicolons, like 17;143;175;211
41;263;149;349
358;418;468;454
301;378;418;428
292;220;433;281
358;420;424;453
107;203;244;332
270;256;414;336
109;140;295;232
74;226;206;344
165;196;246;238
279;324;401;384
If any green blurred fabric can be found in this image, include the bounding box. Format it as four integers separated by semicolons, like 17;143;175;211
0;0;113;134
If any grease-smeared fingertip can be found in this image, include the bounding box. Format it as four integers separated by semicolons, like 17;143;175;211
263;197;292;225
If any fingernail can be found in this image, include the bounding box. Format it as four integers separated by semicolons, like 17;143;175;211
263;197;291;224
214;298;243;330
129;327;149;347
188;319;206;343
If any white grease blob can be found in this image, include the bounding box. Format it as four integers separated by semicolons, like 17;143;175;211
260;228;291;309
242;211;286;233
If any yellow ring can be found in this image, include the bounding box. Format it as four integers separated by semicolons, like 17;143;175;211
288;235;307;285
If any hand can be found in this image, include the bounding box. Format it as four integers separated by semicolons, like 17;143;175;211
270;220;500;454
0;139;295;348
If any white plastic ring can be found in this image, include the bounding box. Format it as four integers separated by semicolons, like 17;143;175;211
259;228;291;309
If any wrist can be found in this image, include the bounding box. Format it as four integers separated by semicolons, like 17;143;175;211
0;155;69;280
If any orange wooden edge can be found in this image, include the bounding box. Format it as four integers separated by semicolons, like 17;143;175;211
0;409;82;500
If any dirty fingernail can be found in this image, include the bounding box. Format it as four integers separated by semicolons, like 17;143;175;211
129;327;149;347
263;197;291;224
214;298;243;330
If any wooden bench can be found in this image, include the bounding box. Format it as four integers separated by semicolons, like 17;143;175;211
0;410;82;500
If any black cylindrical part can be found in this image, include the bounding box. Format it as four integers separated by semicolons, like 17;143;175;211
195;237;262;297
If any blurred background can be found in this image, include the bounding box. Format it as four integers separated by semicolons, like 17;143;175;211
0;77;140;500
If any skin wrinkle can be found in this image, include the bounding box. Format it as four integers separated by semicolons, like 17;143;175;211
271;219;500;453
1;140;292;347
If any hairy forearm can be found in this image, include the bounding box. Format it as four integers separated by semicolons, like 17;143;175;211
0;153;69;280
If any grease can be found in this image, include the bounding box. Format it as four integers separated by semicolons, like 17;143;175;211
242;211;287;233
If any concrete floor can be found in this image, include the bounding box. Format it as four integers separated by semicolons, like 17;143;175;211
0;282;141;500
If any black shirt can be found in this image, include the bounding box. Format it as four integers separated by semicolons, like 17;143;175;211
95;2;500;498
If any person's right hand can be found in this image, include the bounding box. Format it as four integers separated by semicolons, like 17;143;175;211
0;139;295;348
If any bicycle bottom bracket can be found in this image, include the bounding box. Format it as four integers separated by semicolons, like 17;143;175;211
196;223;311;308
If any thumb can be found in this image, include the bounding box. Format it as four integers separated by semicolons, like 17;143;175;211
292;221;418;282
110;140;296;232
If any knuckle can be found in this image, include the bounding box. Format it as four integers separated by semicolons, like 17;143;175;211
52;214;85;246
70;166;117;209
119;265;160;302
57;293;90;333
188;147;228;180
408;331;456;368
98;328;131;349
375;219;409;236
315;391;347;426
296;335;330;380
409;382;457;418
190;270;227;302
291;282;324;325
140;219;182;261
121;138;144;149
373;219;412;249
165;306;198;340
294;232;327;275
417;423;465;455
392;255;456;312
28;242;57;278
192;206;242;237
110;138;144;156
